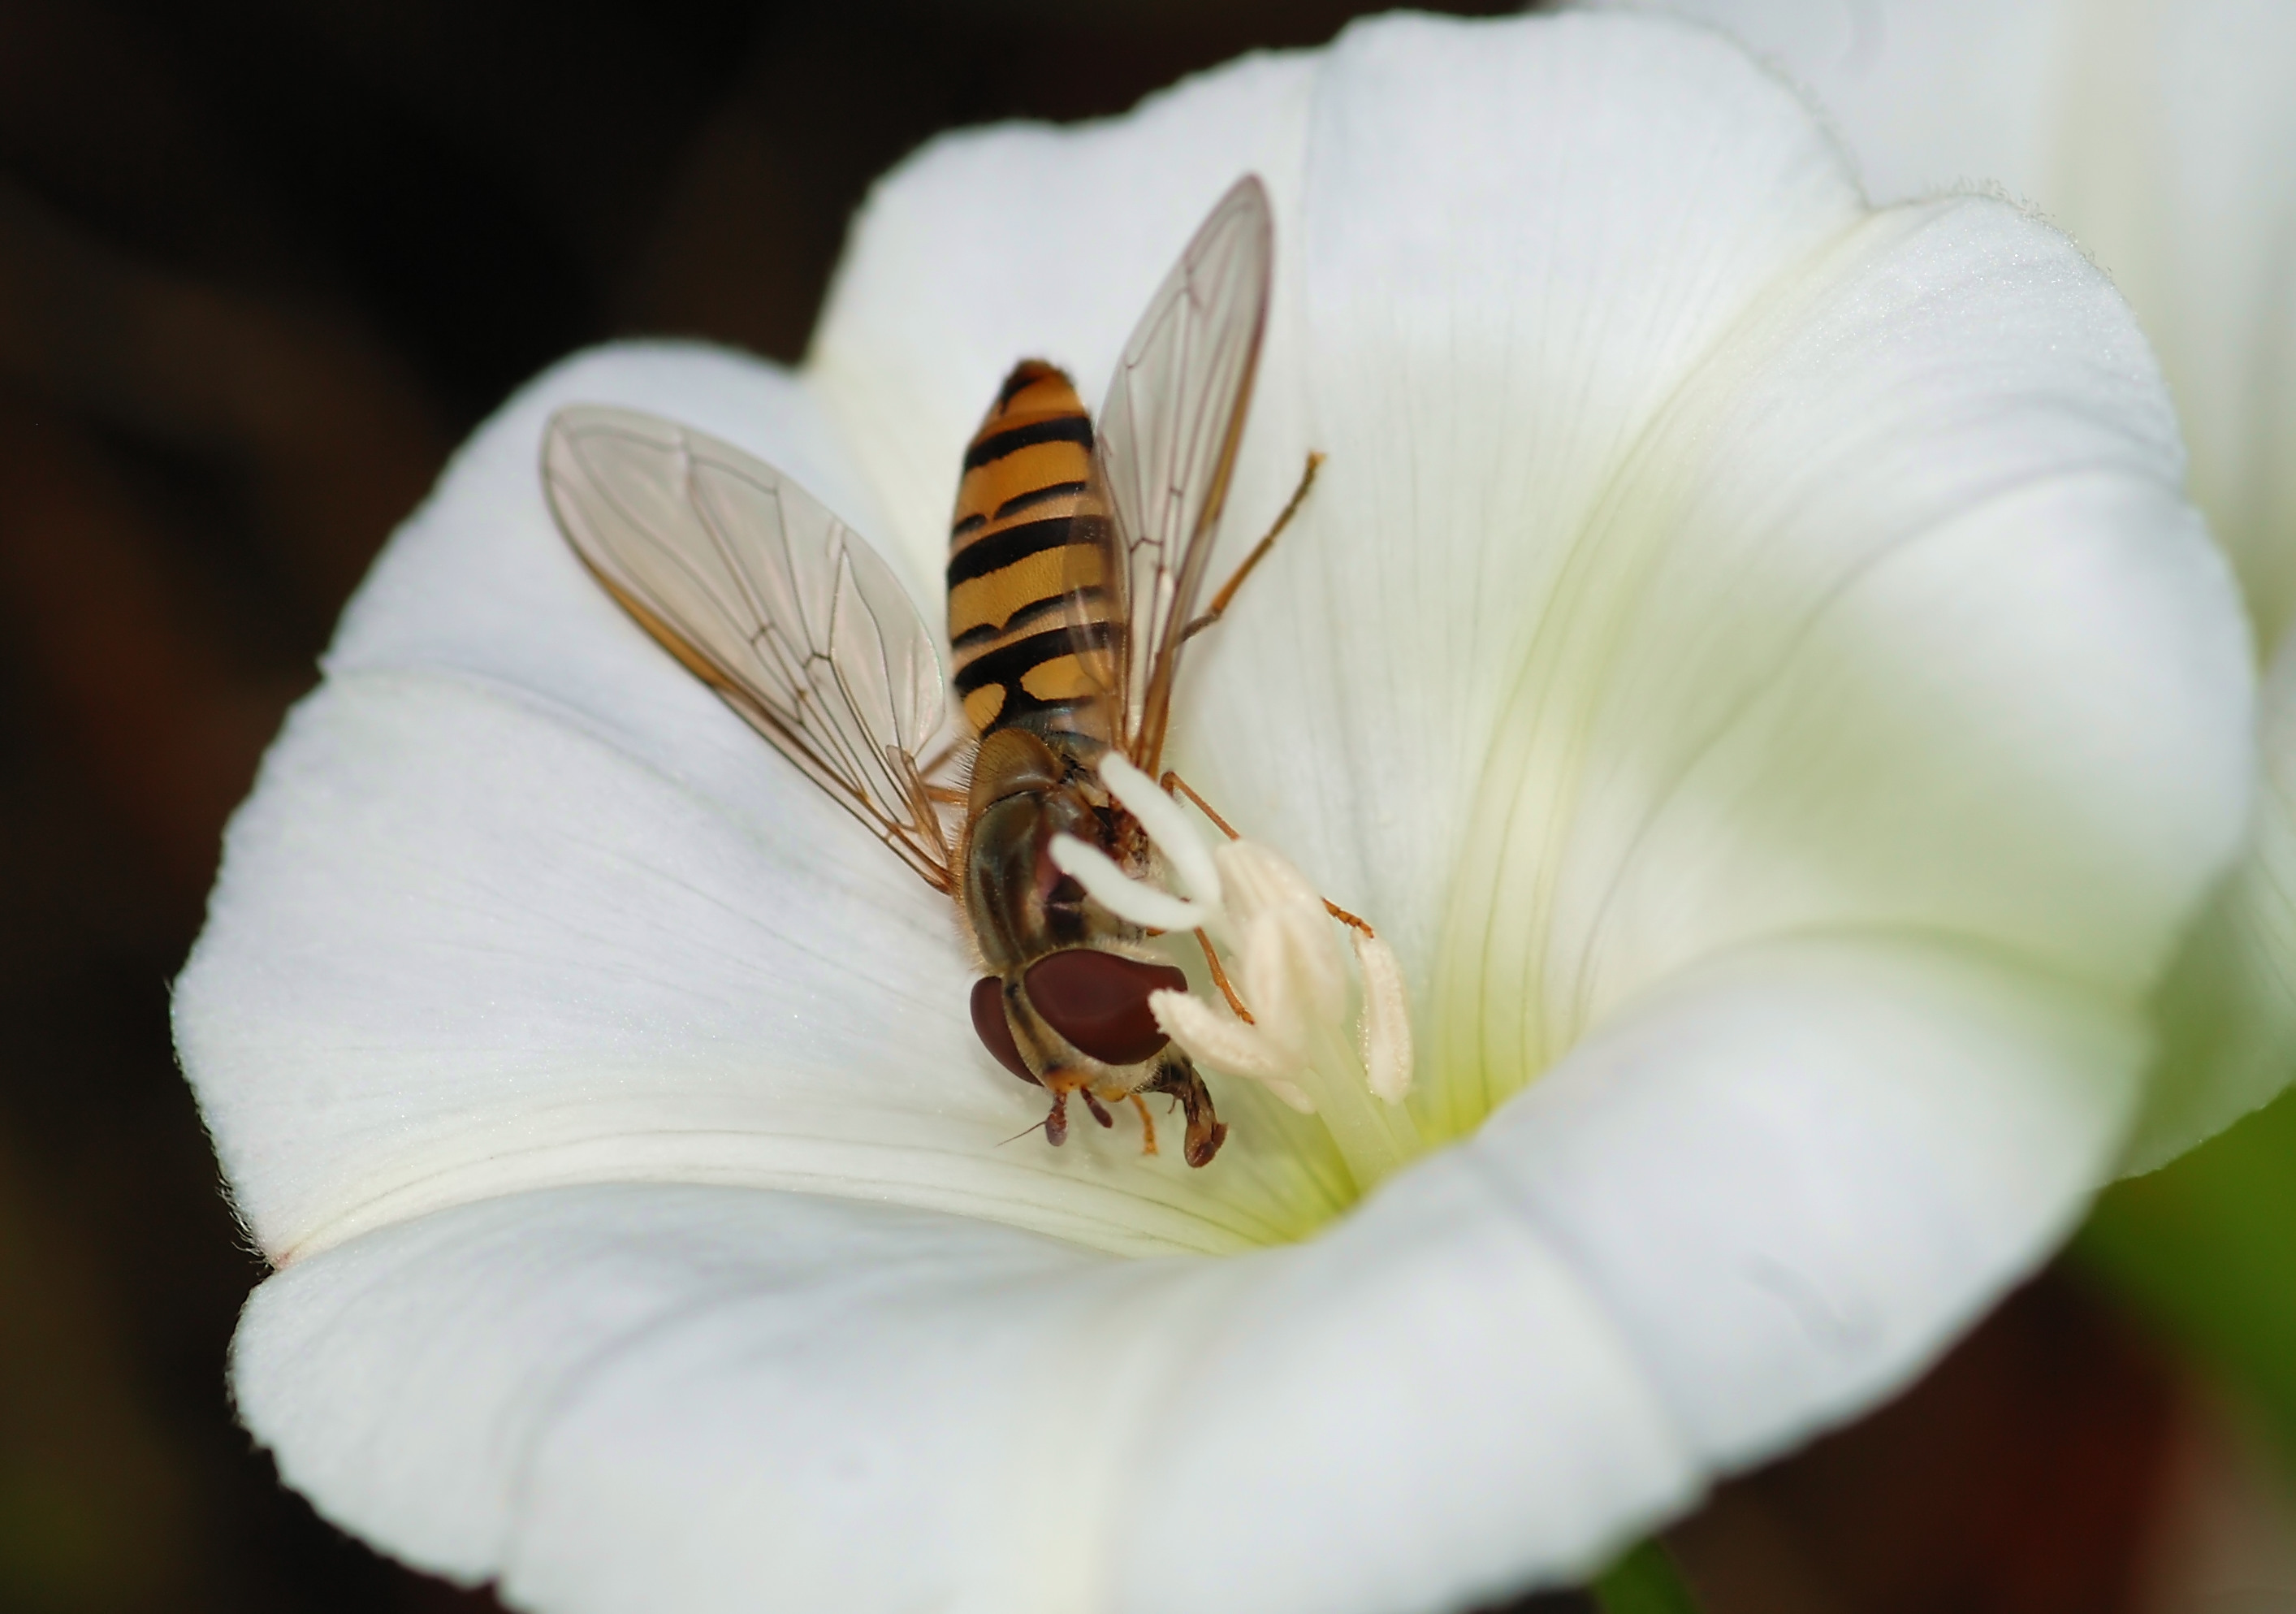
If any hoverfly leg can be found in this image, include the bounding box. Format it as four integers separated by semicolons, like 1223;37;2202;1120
1129;1093;1159;1157
1080;1088;1116;1129
1164;768;1379;941
1193;927;1254;1022
1178;450;1324;643
1318;897;1375;937
916;731;970;784
1160;770;1242;841
1143;1056;1226;1168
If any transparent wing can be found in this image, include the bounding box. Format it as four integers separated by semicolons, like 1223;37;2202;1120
1071;174;1273;773
542;405;953;891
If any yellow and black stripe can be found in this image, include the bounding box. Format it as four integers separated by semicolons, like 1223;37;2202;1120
948;361;1118;742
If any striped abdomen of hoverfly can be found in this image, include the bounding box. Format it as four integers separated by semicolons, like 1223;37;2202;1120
949;360;1226;1167
946;360;1116;746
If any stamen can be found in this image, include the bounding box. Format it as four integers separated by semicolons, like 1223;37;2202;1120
1213;837;1324;924
1352;930;1415;1103
1147;991;1316;1114
1234;909;1330;1070
1099;754;1222;904
1048;833;1214;932
1215;843;1346;1066
1151;988;1308;1094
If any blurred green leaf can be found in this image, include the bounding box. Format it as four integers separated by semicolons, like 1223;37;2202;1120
2077;1084;2296;1463
1593;1540;1701;1614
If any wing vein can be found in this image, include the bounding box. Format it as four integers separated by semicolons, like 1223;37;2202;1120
543;406;953;892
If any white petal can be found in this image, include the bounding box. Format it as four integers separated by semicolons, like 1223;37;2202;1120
1196;15;2240;1136
2127;633;2296;1169
1421;193;2251;1136
1174;12;1888;1030
1592;0;2070;206
1611;0;2296;1156
1473;931;2143;1466
232;928;2130;1614
2105;0;2296;647
1615;0;2296;643
236;1184;1691;1614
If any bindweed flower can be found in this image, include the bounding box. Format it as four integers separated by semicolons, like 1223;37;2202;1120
1593;0;2296;1171
175;11;2255;1614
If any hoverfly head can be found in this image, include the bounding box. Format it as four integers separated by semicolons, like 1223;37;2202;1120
964;952;1192;1083
1024;948;1187;1069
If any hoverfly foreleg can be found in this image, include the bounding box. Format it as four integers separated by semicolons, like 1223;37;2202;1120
1161;768;1242;839
1193;928;1254;1023
1144;1058;1226;1168
1317;897;1375;937
1128;1093;1159;1157
1164;765;1378;940
1178;451;1325;643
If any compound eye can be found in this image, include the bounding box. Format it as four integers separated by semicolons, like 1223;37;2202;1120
1024;950;1189;1068
971;976;1037;1085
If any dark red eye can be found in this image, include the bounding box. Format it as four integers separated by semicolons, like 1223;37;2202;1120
971;976;1037;1085
1024;950;1188;1067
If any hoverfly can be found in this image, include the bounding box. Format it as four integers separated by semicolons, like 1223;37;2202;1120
542;176;1314;1169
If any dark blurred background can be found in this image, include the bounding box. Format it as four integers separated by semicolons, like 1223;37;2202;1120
2;2;2293;1612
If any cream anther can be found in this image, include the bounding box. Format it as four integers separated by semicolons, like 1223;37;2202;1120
1149;988;1314;1110
1353;930;1415;1102
1046;834;1213;933
1096;755;1222;905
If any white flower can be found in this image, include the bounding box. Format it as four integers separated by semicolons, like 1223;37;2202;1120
1590;0;2296;1171
174;11;2253;1613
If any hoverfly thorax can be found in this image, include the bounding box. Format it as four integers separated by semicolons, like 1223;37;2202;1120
543;175;1299;1172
